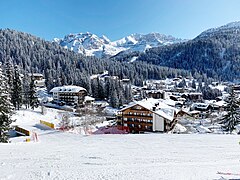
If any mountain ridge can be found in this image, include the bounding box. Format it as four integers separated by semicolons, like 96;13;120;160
54;32;185;58
136;21;240;81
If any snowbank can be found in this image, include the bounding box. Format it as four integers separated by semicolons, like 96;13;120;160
171;123;187;133
196;125;212;133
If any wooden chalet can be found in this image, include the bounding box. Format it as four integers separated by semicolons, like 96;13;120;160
118;98;178;133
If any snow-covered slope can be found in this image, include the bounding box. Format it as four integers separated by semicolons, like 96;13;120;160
197;21;240;38
1;108;240;179
2;133;240;180
54;32;184;58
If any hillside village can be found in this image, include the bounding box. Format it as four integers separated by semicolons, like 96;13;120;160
2;1;240;179
10;70;240;140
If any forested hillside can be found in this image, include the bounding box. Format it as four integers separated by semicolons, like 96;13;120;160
0;29;199;107
137;22;240;81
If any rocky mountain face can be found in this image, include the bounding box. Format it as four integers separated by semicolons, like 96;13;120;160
54;32;184;58
135;22;240;81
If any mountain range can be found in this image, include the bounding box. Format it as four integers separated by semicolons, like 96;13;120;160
54;32;184;58
1;21;240;82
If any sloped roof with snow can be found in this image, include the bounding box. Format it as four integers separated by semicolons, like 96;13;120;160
155;108;175;121
120;98;177;121
84;96;95;101
50;86;87;93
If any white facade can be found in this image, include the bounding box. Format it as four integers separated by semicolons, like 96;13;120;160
153;113;165;132
50;85;87;106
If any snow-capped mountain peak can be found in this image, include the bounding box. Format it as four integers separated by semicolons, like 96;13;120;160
54;32;184;58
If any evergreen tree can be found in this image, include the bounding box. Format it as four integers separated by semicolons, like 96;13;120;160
97;78;105;100
91;78;99;99
197;80;203;91
29;75;39;110
219;88;240;133
178;79;186;88
192;79;196;89
12;65;22;110
110;89;119;108
4;57;14;104
22;72;30;109
202;85;222;100
0;65;14;142
124;84;132;104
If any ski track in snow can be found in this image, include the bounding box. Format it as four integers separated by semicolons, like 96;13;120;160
0;133;240;180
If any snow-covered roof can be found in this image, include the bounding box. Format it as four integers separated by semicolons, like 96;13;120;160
188;110;201;114
192;103;208;107
214;100;227;107
28;73;44;77
187;92;202;95
50;86;87;93
120;98;177;121
155;108;175;121
84;96;95;101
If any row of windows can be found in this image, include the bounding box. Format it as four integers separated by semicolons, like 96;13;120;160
123;118;153;123
127;112;152;117
124;123;153;130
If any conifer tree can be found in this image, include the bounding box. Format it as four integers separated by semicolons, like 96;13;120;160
29;75;39;110
124;84;132;104
4;57;14;104
192;79;196;89
97;78;105;100
219;87;240;133
110;89;119;108
12;65;22;110
22;72;30;109
0;65;14;142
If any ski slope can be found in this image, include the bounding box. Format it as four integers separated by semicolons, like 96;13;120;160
0;132;240;180
0;108;240;180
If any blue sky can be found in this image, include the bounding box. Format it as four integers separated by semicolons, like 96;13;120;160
1;0;240;41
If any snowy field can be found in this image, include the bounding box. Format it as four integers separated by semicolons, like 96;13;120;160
0;133;240;180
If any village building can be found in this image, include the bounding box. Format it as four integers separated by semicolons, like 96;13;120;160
28;73;45;88
118;98;178;133
145;90;166;99
190;103;210;111
50;85;87;107
181;92;203;102
84;96;95;105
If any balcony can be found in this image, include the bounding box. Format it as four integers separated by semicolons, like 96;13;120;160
125;121;152;126
122;114;153;120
